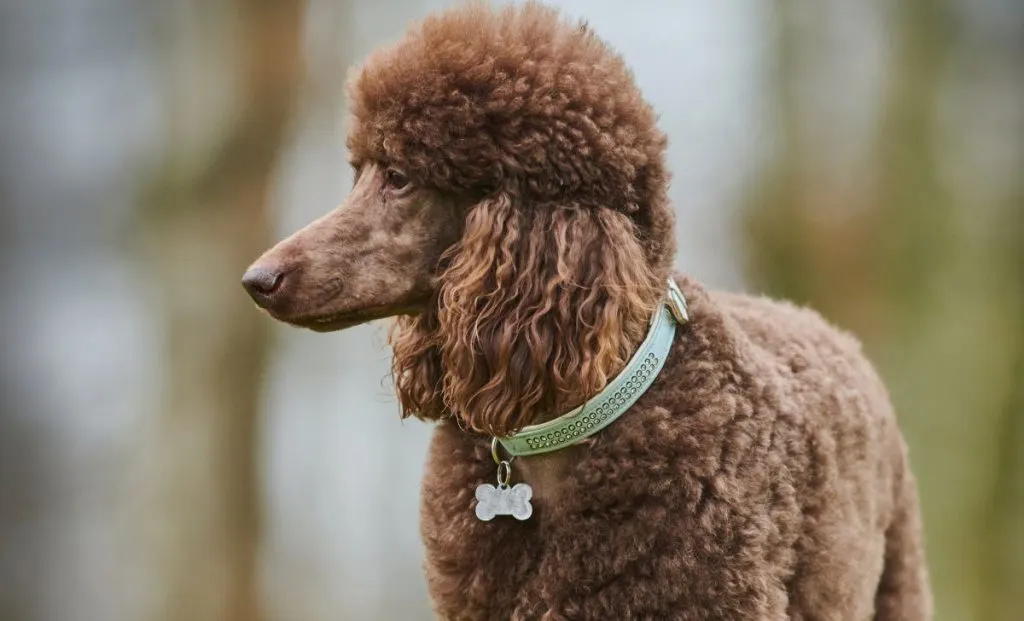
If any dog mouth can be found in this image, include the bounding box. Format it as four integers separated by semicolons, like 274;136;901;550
278;301;425;332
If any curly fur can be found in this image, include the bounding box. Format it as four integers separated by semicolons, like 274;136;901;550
333;2;932;619
420;279;931;620
347;1;675;275
391;196;662;436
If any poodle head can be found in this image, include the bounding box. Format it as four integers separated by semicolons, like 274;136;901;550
244;2;675;435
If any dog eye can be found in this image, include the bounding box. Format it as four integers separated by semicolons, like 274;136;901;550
385;168;409;191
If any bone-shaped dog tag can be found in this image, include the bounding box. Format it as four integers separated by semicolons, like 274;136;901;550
474;460;533;521
475;482;533;521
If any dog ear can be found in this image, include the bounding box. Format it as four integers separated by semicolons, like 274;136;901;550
399;192;662;437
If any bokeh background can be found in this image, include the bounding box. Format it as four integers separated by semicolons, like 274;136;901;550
0;0;1020;619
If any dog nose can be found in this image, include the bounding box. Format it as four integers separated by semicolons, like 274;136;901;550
242;265;285;307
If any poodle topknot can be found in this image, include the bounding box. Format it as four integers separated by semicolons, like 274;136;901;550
347;1;675;274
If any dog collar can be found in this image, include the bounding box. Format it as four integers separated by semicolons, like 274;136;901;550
496;279;688;457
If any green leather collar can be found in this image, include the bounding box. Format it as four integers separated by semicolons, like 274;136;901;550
496;279;688;457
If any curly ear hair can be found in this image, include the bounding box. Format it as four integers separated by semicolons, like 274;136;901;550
390;194;663;437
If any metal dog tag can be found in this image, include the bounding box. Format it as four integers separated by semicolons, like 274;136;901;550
474;460;533;521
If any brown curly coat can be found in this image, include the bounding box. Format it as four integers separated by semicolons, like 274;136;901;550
243;2;932;619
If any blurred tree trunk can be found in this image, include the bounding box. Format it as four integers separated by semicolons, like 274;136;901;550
982;174;1024;621
744;1;1023;620
141;1;302;620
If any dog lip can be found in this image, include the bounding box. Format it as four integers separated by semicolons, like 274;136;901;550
298;316;376;332
281;301;424;332
283;310;384;332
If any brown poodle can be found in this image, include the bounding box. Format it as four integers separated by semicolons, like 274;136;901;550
242;3;932;619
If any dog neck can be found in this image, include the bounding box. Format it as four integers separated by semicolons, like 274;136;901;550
505;279;688;509
496;289;686;457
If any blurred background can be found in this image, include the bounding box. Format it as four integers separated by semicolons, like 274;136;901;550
0;0;1020;619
